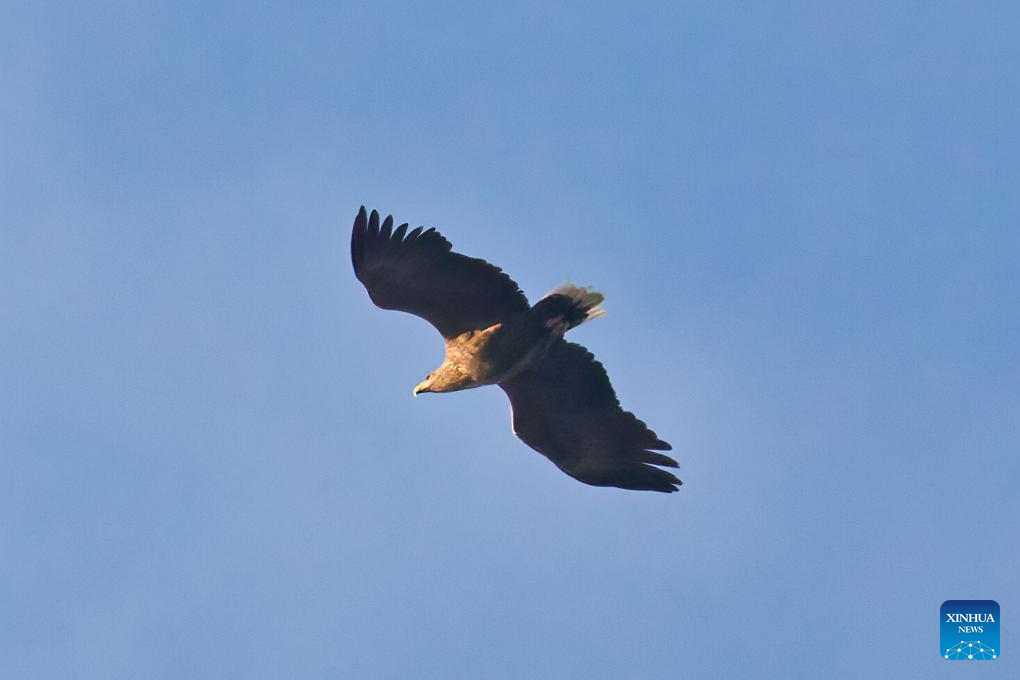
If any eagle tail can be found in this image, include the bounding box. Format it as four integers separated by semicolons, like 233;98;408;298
533;284;606;334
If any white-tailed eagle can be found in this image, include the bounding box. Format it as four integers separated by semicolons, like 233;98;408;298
351;207;680;493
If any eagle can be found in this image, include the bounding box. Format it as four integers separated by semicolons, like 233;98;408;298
351;207;681;493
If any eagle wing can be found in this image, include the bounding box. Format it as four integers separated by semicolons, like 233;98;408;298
351;207;530;338
499;341;680;492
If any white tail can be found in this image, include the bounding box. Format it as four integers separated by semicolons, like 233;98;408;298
542;283;606;325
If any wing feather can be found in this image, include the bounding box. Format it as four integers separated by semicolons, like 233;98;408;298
351;207;529;338
499;341;680;493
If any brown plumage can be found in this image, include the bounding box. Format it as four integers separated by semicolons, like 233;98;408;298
351;207;681;493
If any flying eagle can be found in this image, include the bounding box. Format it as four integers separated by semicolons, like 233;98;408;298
351;207;681;493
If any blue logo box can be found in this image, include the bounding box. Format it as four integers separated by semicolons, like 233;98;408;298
941;600;999;660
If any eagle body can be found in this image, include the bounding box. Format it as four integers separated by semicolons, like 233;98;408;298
415;322;524;394
415;324;511;394
415;290;600;395
351;207;681;493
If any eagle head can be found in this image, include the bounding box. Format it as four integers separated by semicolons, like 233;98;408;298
413;364;474;396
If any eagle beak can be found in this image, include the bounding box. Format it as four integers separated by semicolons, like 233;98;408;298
413;381;431;397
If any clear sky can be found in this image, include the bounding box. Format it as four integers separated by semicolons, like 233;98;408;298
2;2;1017;678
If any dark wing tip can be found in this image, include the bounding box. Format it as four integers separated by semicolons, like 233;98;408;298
368;209;380;238
652;466;684;492
641;450;679;468
351;206;368;274
614;463;683;492
352;208;397;277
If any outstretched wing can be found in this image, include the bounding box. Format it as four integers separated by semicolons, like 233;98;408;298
499;341;680;492
351;207;530;338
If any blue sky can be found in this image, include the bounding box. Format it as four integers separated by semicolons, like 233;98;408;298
2;1;1018;677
